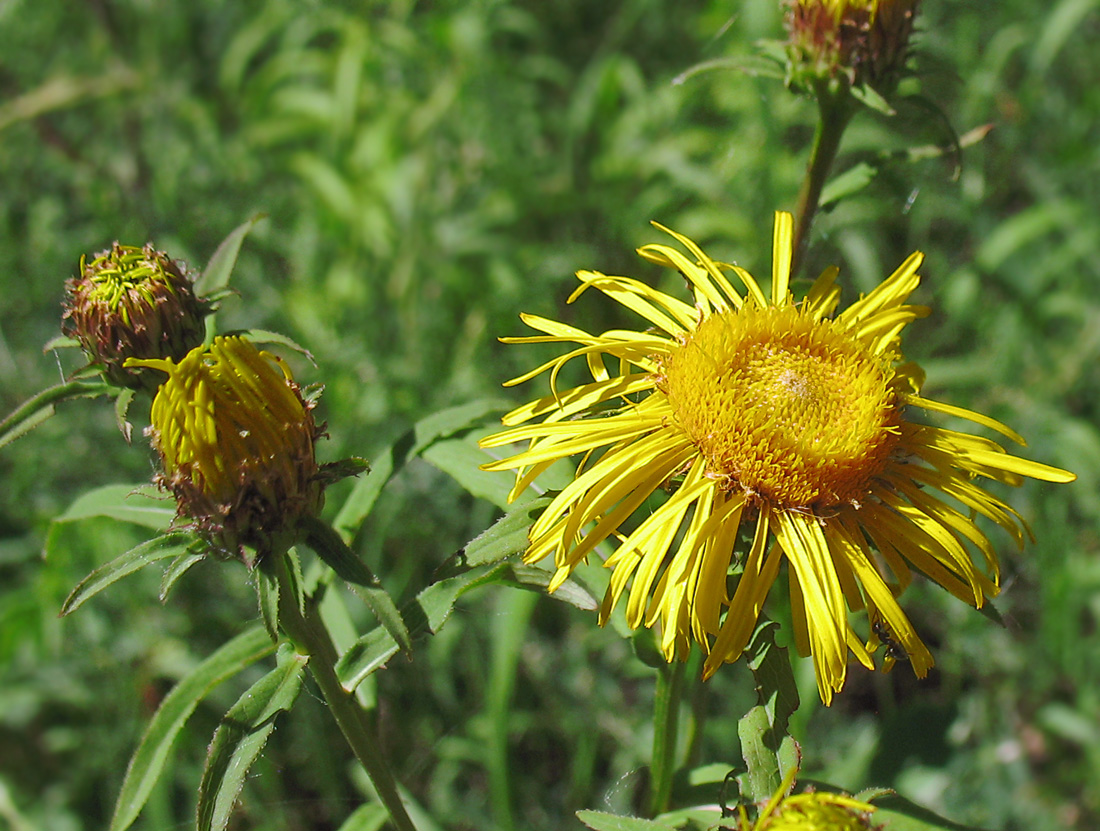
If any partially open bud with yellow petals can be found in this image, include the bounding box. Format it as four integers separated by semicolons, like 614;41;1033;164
63;242;210;391
128;336;323;563
733;768;875;831
785;0;919;96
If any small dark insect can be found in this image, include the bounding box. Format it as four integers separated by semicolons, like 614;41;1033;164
872;619;909;662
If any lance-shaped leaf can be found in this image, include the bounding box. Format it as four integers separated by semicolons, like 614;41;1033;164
196;646;307;831
109;627;275;831
50;483;174;531
60;532;203;616
0;378;111;449
333;399;509;541
302;517;410;655
195;213;267;298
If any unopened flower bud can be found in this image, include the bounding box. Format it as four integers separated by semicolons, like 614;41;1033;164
785;0;919;96
128;336;323;562
63;242;210;390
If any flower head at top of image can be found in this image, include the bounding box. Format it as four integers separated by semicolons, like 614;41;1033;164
63;242;211;391
785;0;920;95
128;335;323;564
480;211;1074;705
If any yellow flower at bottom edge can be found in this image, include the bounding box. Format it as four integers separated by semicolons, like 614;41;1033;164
128;335;322;561
479;211;1075;704
733;767;874;831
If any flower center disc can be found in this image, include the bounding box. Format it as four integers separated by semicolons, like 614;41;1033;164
663;304;900;509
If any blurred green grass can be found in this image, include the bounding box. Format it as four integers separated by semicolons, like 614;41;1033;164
1;1;1097;829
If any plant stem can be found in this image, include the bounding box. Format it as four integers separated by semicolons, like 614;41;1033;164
648;658;686;817
791;82;855;280
274;554;419;831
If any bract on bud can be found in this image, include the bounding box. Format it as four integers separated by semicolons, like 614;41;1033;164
63;242;210;391
128;336;323;563
785;0;919;96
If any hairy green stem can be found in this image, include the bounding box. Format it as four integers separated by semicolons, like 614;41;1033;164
274;554;418;831
791;83;855;280
648;658;686;817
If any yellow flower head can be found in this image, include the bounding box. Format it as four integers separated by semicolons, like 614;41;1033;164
128;336;322;561
785;0;919;93
63;242;209;390
480;212;1074;704
733;767;874;831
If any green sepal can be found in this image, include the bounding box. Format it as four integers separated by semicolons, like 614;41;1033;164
114;386;136;443
318;456;371;485
108;627;276;831
60;531;204;616
195;644;307;831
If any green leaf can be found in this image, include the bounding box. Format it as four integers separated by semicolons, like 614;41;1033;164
255;564;280;641
302;515;380;586
460;495;553;568
241;329;316;364
737;620;801;803
196;646;307;831
851;82;896;115
501;564;599;611
820;162;878;209
0;378;111;450
333;399;509;542
871;793;997;831
195;213;267;297
422;435;514;510
158;550;206;601
335;803;390;831
300;517;411;655
337;563;511;690
52;484;174;530
109;627;276;831
60;532;203;616
576;810;680;831
354;586;412;655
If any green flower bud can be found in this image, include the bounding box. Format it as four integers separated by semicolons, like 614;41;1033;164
785;0;919;96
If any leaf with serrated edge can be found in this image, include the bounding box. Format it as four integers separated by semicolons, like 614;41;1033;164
196;647;306;831
109;627;275;831
337;563;509;690
61;533;201;616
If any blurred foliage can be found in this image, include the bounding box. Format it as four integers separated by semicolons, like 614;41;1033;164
0;1;1097;830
